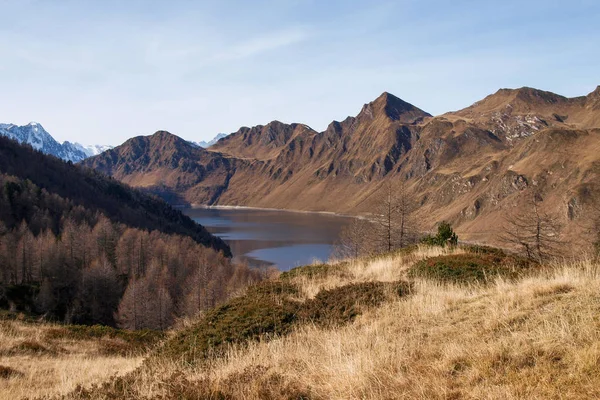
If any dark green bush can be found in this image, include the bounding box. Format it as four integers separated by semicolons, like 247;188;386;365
409;253;537;284
300;281;412;327
159;281;302;363
159;280;413;364
0;284;39;313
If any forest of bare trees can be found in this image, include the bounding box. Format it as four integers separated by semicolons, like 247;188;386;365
0;137;262;329
0;212;261;329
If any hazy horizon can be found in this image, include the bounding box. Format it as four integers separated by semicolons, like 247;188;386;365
1;0;598;146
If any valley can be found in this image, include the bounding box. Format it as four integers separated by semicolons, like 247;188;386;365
3;1;600;398
82;87;600;251
2;85;600;400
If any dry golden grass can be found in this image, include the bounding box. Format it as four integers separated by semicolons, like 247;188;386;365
185;259;600;399
295;245;464;299
0;318;144;399
59;247;600;399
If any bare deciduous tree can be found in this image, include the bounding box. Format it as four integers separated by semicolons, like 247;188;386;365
35;278;56;314
334;218;375;259
501;194;564;263
74;259;121;326
334;181;419;259
373;181;418;252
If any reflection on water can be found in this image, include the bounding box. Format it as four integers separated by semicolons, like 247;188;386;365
183;207;353;271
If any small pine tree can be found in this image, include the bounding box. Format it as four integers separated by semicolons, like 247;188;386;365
422;221;458;247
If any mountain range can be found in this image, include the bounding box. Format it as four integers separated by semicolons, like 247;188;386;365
82;86;600;246
0;122;112;162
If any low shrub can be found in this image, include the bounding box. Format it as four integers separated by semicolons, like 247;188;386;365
46;324;163;343
159;281;302;363
159;279;413;364
409;253;537;284
45;324;164;356
300;281;412;326
0;365;23;379
461;244;508;257
280;263;349;280
2;340;60;356
73;367;312;400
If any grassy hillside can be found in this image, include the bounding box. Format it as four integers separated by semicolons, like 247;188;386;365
4;246;591;399
0;312;164;399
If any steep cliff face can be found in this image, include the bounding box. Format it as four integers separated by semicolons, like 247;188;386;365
84;87;600;245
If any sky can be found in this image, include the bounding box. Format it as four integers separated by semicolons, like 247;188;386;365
0;0;599;146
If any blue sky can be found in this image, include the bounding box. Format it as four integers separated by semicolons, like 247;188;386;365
0;0;598;145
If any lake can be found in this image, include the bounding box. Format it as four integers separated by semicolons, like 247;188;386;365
183;207;354;271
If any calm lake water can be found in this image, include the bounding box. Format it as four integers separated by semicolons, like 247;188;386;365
183;207;354;271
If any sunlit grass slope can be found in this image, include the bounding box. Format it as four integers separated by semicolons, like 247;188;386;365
0;314;163;399
57;246;600;400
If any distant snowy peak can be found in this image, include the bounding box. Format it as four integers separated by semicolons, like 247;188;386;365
0;121;64;154
61;141;89;162
195;133;228;148
65;142;114;158
84;144;113;156
0;122;112;162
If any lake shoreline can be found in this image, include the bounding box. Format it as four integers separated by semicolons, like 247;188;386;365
187;204;361;219
182;207;354;270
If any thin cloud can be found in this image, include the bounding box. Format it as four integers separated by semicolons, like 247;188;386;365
211;28;311;62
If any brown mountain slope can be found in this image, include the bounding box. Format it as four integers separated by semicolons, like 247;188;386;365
86;131;245;205
213;121;317;161
448;86;600;141
83;87;600;247
0;134;231;255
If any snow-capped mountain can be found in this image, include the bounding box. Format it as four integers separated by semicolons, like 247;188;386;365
64;142;113;158
0;122;112;162
195;133;228;148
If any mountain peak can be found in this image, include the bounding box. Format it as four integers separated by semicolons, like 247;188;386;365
0;121;113;162
589;85;600;98
26;121;45;131
151;130;177;138
492;87;568;105
148;130;188;145
359;92;431;123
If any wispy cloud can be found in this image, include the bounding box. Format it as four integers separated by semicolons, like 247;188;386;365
0;0;598;145
211;28;311;62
